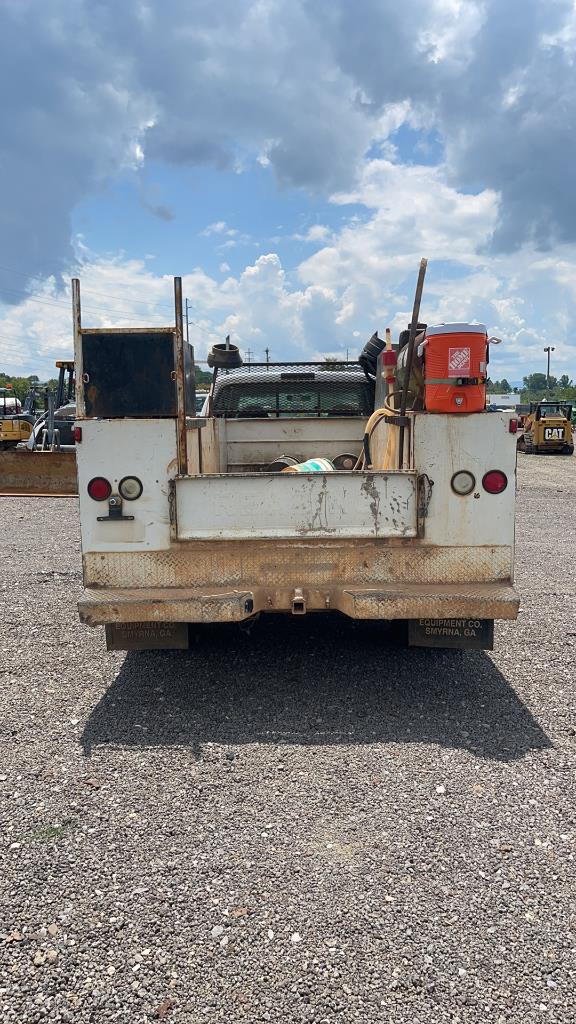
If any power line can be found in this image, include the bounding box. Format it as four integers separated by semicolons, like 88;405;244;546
0;260;253;347
0;261;163;307
0;282;226;340
0;284;170;323
0;283;169;321
0;260;221;320
79;287;175;312
0;276;231;353
0;261;176;309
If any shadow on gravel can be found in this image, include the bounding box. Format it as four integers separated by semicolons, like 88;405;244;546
81;614;551;762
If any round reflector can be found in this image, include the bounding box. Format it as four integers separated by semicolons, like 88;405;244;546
482;470;508;494
451;470;476;496
87;476;112;501
118;475;143;501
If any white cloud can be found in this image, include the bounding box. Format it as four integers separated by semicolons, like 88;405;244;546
4;119;576;386
3;0;576;305
3;227;576;383
292;224;332;243
418;0;485;65
202;221;228;236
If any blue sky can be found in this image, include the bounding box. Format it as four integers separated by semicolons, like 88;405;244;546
74;161;357;282
1;0;576;383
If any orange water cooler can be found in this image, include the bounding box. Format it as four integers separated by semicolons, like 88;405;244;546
424;323;488;413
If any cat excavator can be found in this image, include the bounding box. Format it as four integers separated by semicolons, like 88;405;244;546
0;387;38;448
0;361;78;494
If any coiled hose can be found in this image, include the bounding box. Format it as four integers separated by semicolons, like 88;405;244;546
354;391;415;471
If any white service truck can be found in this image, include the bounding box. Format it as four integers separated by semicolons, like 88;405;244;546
72;278;519;652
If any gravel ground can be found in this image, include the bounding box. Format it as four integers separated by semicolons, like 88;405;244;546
1;454;575;1023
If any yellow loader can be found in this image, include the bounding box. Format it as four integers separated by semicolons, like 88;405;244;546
518;401;574;455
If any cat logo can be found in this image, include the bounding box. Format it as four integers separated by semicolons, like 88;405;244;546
544;427;563;440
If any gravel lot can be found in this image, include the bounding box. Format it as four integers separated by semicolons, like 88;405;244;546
1;455;575;1023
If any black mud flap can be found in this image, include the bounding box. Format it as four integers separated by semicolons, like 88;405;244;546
408;618;494;650
105;622;189;651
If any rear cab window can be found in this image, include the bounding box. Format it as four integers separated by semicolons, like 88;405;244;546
212;367;374;418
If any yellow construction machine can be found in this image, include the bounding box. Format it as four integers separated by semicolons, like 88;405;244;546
0;363;78;495
517;401;574;455
0;388;36;449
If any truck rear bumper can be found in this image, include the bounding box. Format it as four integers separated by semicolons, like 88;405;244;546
79;581;519;626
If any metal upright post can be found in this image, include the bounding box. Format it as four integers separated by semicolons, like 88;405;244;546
71;278;84;418
174;277;188;476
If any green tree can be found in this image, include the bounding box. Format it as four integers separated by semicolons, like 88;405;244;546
558;374;573;389
522;372;552;393
0;375;32;402
487;378;512;394
322;356;343;371
194;367;212;386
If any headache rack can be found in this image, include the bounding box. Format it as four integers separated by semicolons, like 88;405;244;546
210;361;375;418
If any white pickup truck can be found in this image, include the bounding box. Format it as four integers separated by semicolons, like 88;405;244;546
72;278;519;652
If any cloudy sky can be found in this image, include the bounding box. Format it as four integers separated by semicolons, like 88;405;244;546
1;0;576;382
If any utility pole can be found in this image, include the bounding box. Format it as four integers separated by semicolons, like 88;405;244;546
544;346;555;390
264;347;270;366
246;348;253;364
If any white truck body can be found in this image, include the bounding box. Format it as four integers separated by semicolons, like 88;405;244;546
76;409;519;646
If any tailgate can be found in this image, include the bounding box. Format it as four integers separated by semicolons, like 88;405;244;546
174;471;418;540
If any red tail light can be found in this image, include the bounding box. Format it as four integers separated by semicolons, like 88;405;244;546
509;419;518;434
482;470;508;494
87;476;112;501
73;426;82;443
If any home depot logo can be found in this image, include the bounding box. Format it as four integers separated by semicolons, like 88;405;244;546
448;347;471;376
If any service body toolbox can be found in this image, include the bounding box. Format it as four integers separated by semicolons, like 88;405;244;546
72;276;519;651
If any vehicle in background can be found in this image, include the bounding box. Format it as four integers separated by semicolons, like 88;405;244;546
195;391;208;414
0;388;35;449
0;364;77;497
25;361;76;450
0;391;22;414
517;401;573;455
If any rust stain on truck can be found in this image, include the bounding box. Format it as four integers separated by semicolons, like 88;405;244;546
360;473;382;534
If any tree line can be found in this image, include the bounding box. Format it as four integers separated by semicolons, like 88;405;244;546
2;366;574;405
0;373;59;402
487;373;576;401
1;368;213;403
